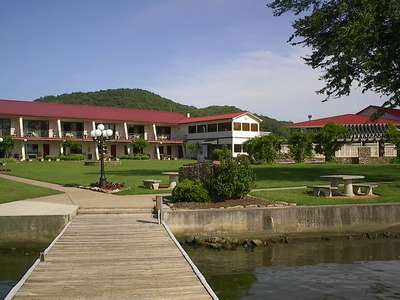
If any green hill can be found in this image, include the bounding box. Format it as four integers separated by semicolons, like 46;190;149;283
36;88;290;136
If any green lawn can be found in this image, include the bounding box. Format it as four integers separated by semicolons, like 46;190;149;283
2;160;400;203
0;178;61;204
251;183;400;205
250;163;400;205
251;163;400;188
5;160;195;195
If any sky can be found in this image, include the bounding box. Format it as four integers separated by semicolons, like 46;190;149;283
0;0;384;122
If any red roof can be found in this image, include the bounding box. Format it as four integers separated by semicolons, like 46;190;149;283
0;99;186;124
179;112;259;124
288;114;400;128
357;105;400;117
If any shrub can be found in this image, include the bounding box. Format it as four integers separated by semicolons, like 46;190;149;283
212;147;231;161
244;135;281;164
314;123;349;161
288;131;313;162
131;138;148;154
58;154;84;161
206;158;255;201
118;154;150;160
0;136;14;158
386;125;400;159
171;179;210;202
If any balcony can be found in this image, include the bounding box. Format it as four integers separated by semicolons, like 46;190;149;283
63;131;87;139
157;134;171;141
24;129;58;138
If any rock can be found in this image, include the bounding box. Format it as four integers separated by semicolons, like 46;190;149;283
207;242;222;250
246;204;258;208
185;236;195;244
251;239;263;247
227;205;244;209
208;237;224;244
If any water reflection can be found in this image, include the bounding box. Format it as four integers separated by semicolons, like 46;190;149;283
0;248;40;299
184;239;400;300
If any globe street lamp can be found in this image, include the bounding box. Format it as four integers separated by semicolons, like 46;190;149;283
90;124;113;188
0;137;3;143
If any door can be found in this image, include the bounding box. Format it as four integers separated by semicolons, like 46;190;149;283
43;144;50;157
111;145;117;159
167;146;172;156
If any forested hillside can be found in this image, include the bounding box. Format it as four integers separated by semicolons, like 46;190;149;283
36;89;290;136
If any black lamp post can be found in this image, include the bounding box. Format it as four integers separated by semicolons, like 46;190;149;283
90;124;113;188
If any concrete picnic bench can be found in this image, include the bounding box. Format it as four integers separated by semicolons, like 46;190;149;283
161;172;179;189
320;175;365;197
143;179;161;190
307;185;338;198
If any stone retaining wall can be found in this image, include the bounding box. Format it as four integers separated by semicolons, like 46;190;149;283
164;203;400;238
0;215;72;246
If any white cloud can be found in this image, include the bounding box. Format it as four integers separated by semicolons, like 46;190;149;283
155;49;383;122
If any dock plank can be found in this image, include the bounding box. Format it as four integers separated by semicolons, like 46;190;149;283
13;214;212;300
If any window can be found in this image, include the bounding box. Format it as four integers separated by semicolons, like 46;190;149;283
128;125;144;139
0;119;11;136
188;126;196;134
234;144;242;153
156;126;171;140
207;123;217;132
218;122;232;132
234;122;241;131
242;123;250;131
251;123;259;132
62;122;84;138
24;120;49;137
197;124;207;133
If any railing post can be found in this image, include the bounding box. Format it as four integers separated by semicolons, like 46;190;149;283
156;196;163;224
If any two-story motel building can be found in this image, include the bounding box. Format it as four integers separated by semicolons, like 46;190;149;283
0;99;263;160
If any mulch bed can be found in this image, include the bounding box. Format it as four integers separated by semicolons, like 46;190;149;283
167;196;291;210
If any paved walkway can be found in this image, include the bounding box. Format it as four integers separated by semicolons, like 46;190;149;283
0;174;155;210
12;214;212;300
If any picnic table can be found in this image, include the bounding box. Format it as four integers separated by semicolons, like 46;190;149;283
320;175;365;197
162;172;179;188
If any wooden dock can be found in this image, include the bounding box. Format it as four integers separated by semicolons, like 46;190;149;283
11;214;212;299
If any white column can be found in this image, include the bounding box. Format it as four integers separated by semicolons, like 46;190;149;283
57;119;62;138
60;142;64;155
156;146;161;160
152;123;160;159
152;124;158;141
92;121;99;160
19;117;24;137
124;122;128;140
21;142;26;161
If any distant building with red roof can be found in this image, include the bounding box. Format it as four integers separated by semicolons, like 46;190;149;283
286;106;400;160
0;99;263;160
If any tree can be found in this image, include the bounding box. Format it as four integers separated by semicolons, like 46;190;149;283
206;158;255;201
288;131;313;163
314;123;349;161
386;125;400;159
0;136;14;158
212;147;232;161
244;135;281;163
185;143;200;159
268;0;400;106
131;138;148;154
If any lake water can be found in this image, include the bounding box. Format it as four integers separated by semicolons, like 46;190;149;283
184;239;400;300
0;247;40;299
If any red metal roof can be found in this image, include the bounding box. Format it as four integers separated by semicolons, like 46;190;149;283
288;114;400;128
179;112;258;124
0;99;186;124
357;105;400;117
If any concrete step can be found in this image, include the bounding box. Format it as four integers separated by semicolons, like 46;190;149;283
78;208;153;215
